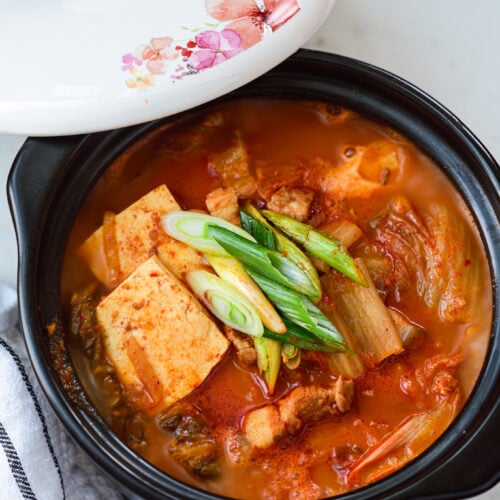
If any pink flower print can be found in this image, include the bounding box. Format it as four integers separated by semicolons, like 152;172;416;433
137;37;179;75
189;29;243;70
125;67;155;90
206;0;300;49
121;53;142;71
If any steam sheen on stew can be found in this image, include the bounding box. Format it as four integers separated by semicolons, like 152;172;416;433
61;99;492;499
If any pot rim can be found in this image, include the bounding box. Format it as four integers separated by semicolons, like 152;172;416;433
8;49;500;499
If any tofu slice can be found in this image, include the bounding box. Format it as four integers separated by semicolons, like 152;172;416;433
78;185;205;287
96;256;229;411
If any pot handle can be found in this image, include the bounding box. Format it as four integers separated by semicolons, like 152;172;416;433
7;136;84;253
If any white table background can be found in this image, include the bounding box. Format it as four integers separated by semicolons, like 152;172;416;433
0;0;498;498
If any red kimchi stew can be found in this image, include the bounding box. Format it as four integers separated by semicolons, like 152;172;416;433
61;99;492;499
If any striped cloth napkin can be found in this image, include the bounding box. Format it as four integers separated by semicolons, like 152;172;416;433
0;283;123;500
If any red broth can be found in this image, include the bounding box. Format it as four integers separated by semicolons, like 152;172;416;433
61;99;491;499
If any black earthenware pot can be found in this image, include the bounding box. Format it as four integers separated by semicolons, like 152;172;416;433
7;50;500;499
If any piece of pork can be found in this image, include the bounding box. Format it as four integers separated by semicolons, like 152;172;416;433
223;326;257;365
266;186;315;222
255;160;306;200
279;378;355;434
242;405;286;450
243;378;355;449
231;176;258;198
207;133;257;198
206;187;241;226
415;351;462;398
334;376;356;413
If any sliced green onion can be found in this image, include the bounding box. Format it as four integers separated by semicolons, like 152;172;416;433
267;252;315;291
285;319;345;352
207;225;318;297
281;318;318;342
263;328;340;352
254;337;269;372
162;211;255;255
282;343;298;358
265;338;282;393
206;254;286;333
282;343;301;370
241;204;322;302
185;270;263;337
254;337;281;394
264;319;343;352
261;209;367;286
249;271;346;349
240;210;277;250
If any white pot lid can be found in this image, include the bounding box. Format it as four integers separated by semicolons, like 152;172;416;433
0;0;335;136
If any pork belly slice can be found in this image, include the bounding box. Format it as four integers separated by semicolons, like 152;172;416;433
96;256;229;412
206;187;241;226
207;133;257;198
266;186;315;222
223;325;256;365
78;184;205;287
242;406;286;450
243;378;354;449
278;378;355;434
255;160;306;201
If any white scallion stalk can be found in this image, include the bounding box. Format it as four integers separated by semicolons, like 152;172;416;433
186;270;264;337
162;211;256;255
207;254;286;333
264;338;281;394
253;337;281;394
253;337;269;372
208;225;318;298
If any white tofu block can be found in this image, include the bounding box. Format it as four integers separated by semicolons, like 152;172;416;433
78;184;205;287
96;256;229;411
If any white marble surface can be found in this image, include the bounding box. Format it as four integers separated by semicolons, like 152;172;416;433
0;0;498;497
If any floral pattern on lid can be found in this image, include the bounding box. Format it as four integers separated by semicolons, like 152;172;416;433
122;0;301;90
